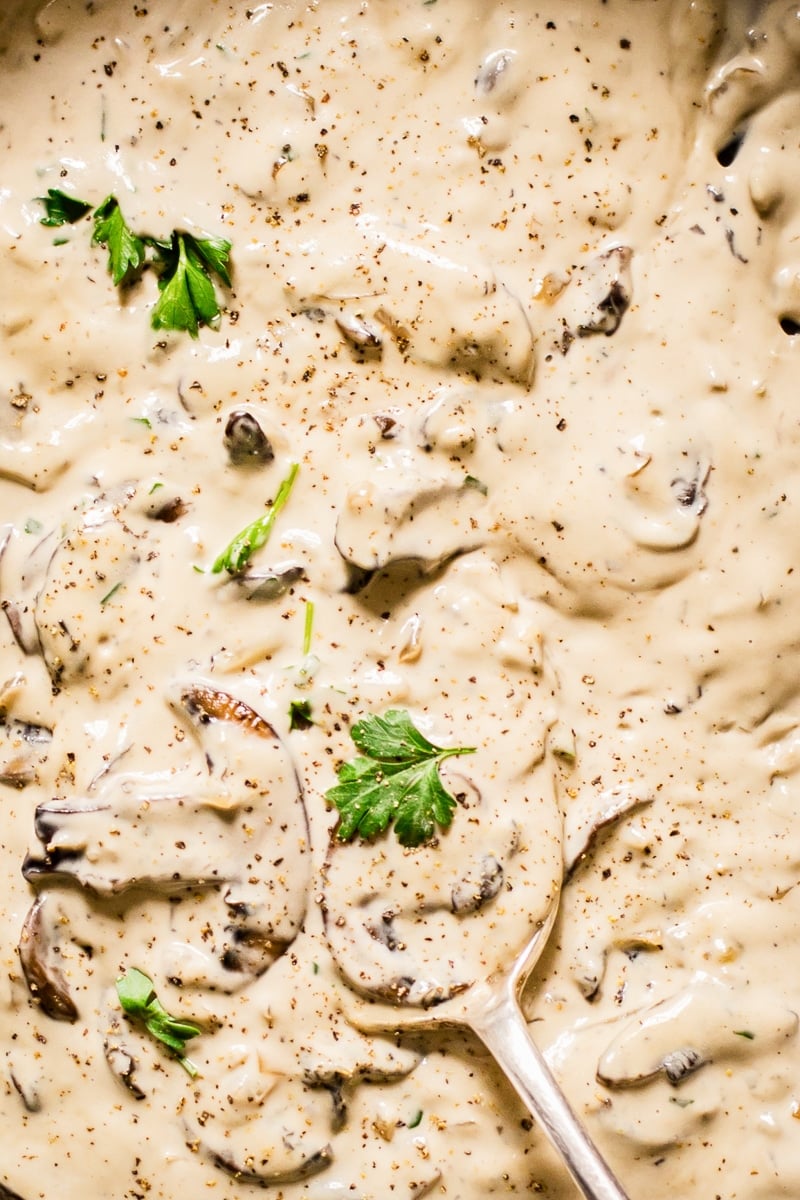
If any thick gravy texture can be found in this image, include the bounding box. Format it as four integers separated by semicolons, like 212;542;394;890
1;0;800;1197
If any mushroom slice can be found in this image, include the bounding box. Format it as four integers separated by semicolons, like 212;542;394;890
0;524;58;656
104;1010;146;1101
185;1041;336;1186
334;473;486;573
0;1181;27;1200
224;408;275;467
450;853;504;915
234;563;304;602
596;975;798;1089
6;1049;41;1115
564;784;652;877
32;510;147;694
554;246;633;349
335;311;383;354
17;893;80;1022
0;717;51;788
24;683;311;975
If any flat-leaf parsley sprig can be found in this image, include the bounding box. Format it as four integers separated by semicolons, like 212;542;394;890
116;967;202;1077
36;190;232;338
326;709;475;848
211;462;299;575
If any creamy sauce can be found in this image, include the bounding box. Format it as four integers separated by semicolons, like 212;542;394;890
1;0;800;1195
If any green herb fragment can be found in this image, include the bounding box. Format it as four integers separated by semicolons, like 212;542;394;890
116;967;201;1077
669;1096;695;1108
148;481;164;494
24;517;43;535
211;463;299;575
92;196;146;285
733;1029;755;1039
312;961;320;975
289;698;314;731
151;231;232;338
408;1109;424;1128
99;581;124;606
38;188;92;227
132;416;152;428
326;709;475;847
463;474;488;495
303;600;315;656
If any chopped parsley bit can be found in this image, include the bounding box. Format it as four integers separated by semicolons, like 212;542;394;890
24;517;43;535
303;599;315;656
311;961;320;975
289;698;314;731
148;481;164;494
37;188;92;227
733;1029;755;1039
32;190;233;338
116;967;202;1077
669;1096;695;1108
408;1109;424;1128
92;195;146;285
463;474;488;495
211;463;299;574
99;581;124;606
325;709;475;847
132;416;152;428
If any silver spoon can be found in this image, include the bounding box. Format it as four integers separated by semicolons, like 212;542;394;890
321;771;631;1200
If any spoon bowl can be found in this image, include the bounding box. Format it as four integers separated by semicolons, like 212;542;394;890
321;760;631;1200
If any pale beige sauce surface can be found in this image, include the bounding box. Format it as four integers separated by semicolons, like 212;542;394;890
1;1;800;1196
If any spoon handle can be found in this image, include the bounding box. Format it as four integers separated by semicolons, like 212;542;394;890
469;993;631;1200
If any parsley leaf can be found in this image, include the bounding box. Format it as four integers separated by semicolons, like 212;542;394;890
211;462;299;574
92;196;146;285
189;232;233;287
326;709;475;847
289;698;314;730
38;188;92;227
116;967;201;1077
151;231;232;337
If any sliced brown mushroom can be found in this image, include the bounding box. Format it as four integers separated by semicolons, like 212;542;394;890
596;976;798;1089
564;784;653;878
0;525;58;656
205;1139;333;1187
23;681;311;978
32;509;147;692
18;893;80;1022
185;1045;336;1186
233;563;304;602
0;1181;27;1200
474;48;517;96
0;717;51;788
335;311;383;354
334;473;486;573
552;247;633;352
104;1010;147;1101
286;226;536;386
450;853;504;915
224;409;275;467
8;1059;41;1114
